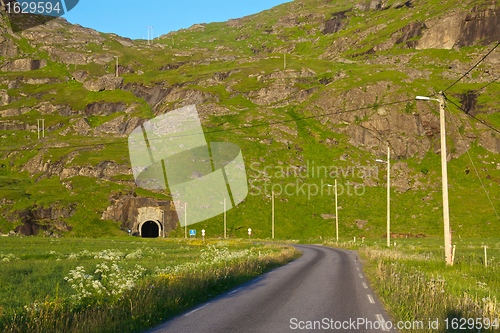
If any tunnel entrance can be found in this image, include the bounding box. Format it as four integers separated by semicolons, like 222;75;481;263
141;220;160;238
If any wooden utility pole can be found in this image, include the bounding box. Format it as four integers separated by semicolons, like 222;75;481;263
272;190;275;239
416;92;452;265
438;92;453;266
223;198;227;239
386;145;391;247
335;179;338;242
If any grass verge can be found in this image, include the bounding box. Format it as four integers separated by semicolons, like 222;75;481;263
330;238;500;332
0;238;299;333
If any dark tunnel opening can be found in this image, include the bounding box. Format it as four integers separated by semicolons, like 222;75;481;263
141;221;159;238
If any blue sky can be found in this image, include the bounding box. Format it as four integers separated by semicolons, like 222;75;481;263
62;0;291;40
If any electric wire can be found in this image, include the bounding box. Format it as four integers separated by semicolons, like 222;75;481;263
2;43;499;152
443;41;500;93
445;96;500;135
475;74;500;92
445;103;500;221
0;97;416;153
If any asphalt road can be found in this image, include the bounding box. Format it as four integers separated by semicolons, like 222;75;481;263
146;245;398;333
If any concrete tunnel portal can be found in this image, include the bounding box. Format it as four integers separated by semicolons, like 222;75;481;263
139;220;162;238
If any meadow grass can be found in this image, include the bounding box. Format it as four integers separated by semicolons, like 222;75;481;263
327;238;500;332
0;237;299;333
2;0;499;243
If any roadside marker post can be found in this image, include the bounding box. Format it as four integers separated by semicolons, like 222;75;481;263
484;245;488;268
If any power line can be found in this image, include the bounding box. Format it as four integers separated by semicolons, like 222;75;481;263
446;106;500;221
443;41;500;93
1;40;498;153
0;97;415;153
205;98;415;135
475;74;500;92
444;95;500;135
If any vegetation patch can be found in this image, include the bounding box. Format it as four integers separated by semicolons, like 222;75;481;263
328;238;500;332
0;237;299;333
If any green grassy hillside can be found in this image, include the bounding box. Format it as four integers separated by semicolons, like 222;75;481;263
0;0;499;239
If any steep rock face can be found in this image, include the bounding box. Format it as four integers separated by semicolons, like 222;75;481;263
322;11;349;34
394;22;426;48
93;115;143;136
41;46;89;65
0;58;47;71
480;132;500;154
101;193;179;235
0;34;17;57
20;18;106;47
83;74;124;92
59;118;92;136
72;70;89;83
21;150;131;180
37;102;74;116
0;89;9;106
0;0;498;238
124;83;217;113
13;205;75;236
124;83;171;110
59;161;132;181
417;7;500;49
457;7;500;47
356;0;390;11
0;119;32;130
85;102;126;116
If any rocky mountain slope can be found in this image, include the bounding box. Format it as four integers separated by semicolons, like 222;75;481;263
0;0;499;239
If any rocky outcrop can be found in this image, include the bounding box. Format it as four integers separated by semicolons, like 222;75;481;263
163;87;216;107
248;78;298;105
21;150;131;180
34;102;73;115
60;118;92;136
94;115;143;136
124;83;171;109
0;119;32;130
85;102;126;116
21;18;105;46
124;83;216;112
322;11;349;34
479;132;500;154
0;107;29;117
460;91;478;114
0;34;17;57
41;46;89;65
457;7;500;47
72;70;89;83
13;205;75;236
417;7;500;49
0;89;9;105
101;193;179;234
83;74;123;92
395;22;426;48
59;161;131;180
0;58;46;71
356;0;390;11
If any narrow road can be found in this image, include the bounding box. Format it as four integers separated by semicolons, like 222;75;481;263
146;245;397;333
